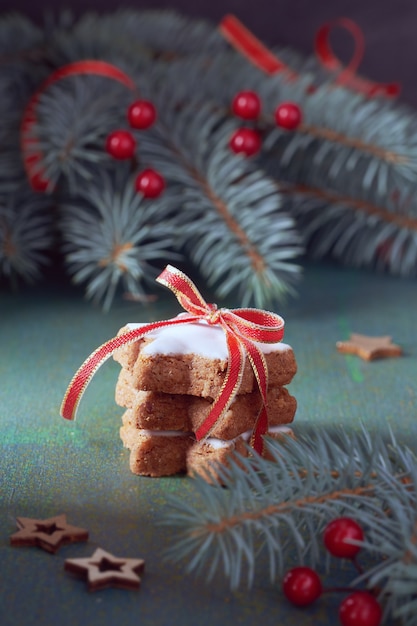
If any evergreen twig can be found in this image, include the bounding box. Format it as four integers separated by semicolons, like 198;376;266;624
162;425;417;624
2;9;417;303
60;167;179;310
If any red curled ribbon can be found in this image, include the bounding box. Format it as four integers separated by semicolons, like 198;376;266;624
60;265;285;454
220;14;400;98
314;17;400;98
21;60;137;192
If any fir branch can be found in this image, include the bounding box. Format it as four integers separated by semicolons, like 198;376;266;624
151;51;417;280
162;426;416;595
0;185;54;286
188;50;417;211
2;8;417;303
280;182;417;276
351;465;417;625
60;167;180;310
31;75;132;191
129;70;303;307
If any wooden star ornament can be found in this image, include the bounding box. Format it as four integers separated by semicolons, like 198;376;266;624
64;547;145;591
336;333;402;361
10;514;89;553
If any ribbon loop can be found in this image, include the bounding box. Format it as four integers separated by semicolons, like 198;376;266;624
61;265;285;455
315;17;400;98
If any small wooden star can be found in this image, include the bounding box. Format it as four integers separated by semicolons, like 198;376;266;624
10;514;89;553
64;547;145;591
336;333;402;361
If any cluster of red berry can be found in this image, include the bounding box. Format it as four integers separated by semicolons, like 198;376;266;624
229;91;303;157
282;517;382;626
105;99;165;198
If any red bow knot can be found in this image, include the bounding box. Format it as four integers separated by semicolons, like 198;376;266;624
61;265;285;454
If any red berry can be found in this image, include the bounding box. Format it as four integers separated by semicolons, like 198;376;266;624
339;592;382;626
134;168;165;198
231;91;261;120
282;567;322;607
229;128;261;157
30;171;49;192
324;517;364;559
106;130;136;159
274;102;302;130
127;100;157;129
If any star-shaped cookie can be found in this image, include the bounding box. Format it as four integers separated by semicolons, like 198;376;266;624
10;514;89;553
64;547;145;591
336;333;402;361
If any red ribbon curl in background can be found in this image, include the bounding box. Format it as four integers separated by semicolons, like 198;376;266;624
21;60;136;192
60;265;285;455
314;17;400;97
220;14;400;98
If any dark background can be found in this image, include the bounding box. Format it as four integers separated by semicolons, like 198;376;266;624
1;0;416;109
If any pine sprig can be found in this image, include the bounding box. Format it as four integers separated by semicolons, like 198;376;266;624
351;463;417;625
0;186;54;286
282;182;417;276
3;8;417;301
129;74;303;307
148;49;417;280
28;76;132;192
60;167;179;310
162;426;416;599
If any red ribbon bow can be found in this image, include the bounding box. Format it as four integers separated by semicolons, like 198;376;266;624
61;265;285;454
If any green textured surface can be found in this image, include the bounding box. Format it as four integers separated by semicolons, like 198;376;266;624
1;263;416;625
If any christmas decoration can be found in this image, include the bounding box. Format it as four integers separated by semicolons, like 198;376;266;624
105;129;136;160
282;567;322;606
336;333;403;360
10;514;88;553
64;548;145;591
231;90;262;120
323;517;364;559
1;9;417;311
127;99;157;129
61;265;285;457
134;168;165;198
274;102;302;130
163;426;417;624
339;592;382;626
229;127;262;156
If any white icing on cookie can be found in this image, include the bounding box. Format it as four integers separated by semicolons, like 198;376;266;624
205;425;293;449
131;425;293;446
126;318;289;359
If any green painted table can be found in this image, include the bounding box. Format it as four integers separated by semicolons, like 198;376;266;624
1;263;416;625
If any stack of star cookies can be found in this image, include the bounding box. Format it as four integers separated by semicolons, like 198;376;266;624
113;318;297;480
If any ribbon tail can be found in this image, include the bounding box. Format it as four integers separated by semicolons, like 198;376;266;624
238;335;269;455
194;330;245;440
61;316;198;421
250;405;269;455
